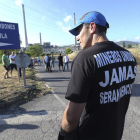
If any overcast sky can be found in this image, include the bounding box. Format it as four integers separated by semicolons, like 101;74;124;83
0;0;140;47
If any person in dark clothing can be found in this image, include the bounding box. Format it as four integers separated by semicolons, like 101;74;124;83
58;11;137;140
44;54;52;72
58;53;63;72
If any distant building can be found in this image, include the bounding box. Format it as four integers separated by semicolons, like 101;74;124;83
27;42;81;54
43;42;53;53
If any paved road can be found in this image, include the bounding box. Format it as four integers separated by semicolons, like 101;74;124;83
0;61;140;140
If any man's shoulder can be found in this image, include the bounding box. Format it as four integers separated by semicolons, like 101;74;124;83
2;54;5;57
73;49;94;66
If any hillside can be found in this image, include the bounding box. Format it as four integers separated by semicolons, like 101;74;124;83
115;41;140;46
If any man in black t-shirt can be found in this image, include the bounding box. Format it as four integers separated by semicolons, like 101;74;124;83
58;53;63;72
58;11;137;140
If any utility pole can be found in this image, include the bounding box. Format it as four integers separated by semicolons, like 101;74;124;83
22;4;28;48
40;33;42;45
74;13;77;49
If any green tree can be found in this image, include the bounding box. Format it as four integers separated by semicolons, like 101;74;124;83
127;44;132;48
123;42;125;48
25;52;31;57
27;44;43;57
65;48;73;54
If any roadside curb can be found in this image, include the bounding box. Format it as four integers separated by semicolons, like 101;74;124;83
0;86;36;110
0;96;25;109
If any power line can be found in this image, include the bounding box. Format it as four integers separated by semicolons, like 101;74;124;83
0;3;63;28
0;13;67;34
0;5;22;16
0;2;69;35
0;13;23;22
30;0;64;18
25;4;62;21
11;0;64;19
26;21;66;33
117;12;140;39
0;6;63;30
104;1;114;14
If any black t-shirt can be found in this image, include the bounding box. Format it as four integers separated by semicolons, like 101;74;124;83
65;41;137;140
58;56;63;63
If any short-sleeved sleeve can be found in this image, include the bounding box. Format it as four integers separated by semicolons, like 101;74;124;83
65;61;92;103
2;55;5;60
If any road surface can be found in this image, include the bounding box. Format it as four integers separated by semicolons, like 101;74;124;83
0;61;140;140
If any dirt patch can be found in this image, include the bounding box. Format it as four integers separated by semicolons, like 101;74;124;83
0;64;50;104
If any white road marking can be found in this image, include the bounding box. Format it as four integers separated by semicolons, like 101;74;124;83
46;84;67;108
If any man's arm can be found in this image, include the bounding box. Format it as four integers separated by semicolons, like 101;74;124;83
11;58;15;61
61;101;85;134
3;59;8;67
10;56;15;61
2;56;8;67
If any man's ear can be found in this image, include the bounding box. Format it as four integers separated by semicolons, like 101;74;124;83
90;22;96;34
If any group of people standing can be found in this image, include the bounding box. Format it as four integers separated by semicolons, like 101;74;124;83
44;53;69;72
32;56;41;67
2;50;18;79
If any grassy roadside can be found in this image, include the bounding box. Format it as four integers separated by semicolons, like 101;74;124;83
0;64;50;104
68;48;140;63
68;51;80;61
127;48;140;63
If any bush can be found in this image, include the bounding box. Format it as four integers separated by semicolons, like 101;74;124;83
127;48;140;63
127;44;132;48
25;52;31;57
68;51;80;60
41;53;46;56
65;48;73;54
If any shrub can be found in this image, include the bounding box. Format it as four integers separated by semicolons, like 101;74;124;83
41;53;46;56
25;52;31;57
127;44;132;48
68;51;80;61
65;48;73;54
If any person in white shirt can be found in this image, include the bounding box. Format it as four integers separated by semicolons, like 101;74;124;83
9;52;17;77
63;54;69;71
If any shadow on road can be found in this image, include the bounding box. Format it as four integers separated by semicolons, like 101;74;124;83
0;107;47;132
0;101;47;117
49;86;68;88
0;120;39;132
37;70;71;73
37;76;70;82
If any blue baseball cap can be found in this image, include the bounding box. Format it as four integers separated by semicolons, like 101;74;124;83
69;11;107;36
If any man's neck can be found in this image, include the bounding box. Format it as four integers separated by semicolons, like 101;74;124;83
92;33;109;45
